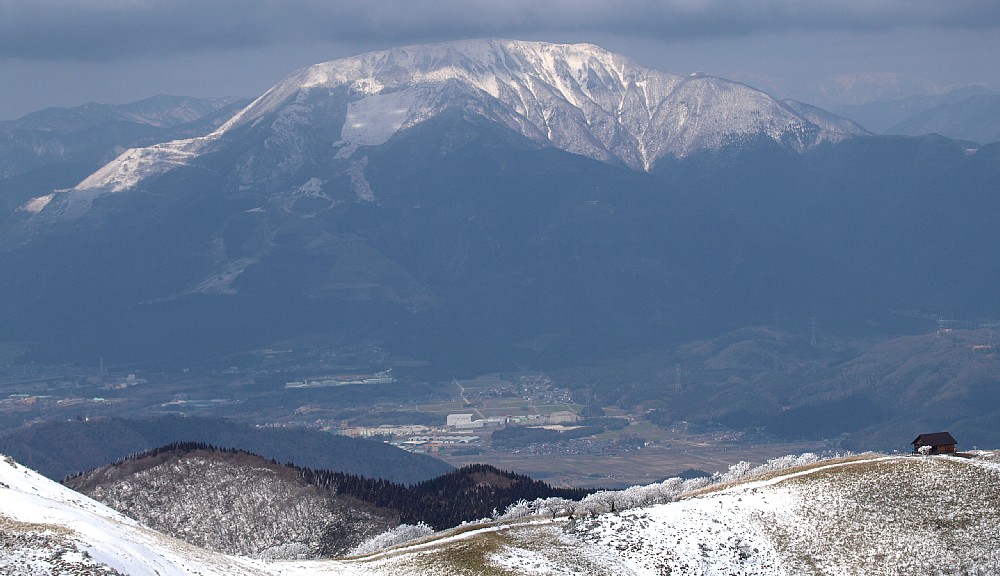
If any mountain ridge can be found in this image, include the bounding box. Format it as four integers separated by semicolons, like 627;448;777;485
0;415;451;483
4;450;1000;574
43;38;865;209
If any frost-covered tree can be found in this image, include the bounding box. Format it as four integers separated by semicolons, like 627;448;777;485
350;522;434;556
536;497;575;519
500;499;534;521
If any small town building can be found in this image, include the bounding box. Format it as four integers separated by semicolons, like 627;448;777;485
911;432;957;454
546;410;581;424
447;413;474;427
446;413;484;429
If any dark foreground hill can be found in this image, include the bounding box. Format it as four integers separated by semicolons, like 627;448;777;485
0;415;451;483
64;444;398;558
64;442;591;558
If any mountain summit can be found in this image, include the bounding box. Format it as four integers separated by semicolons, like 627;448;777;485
58;39;863;202
220;39;866;164
5;38;994;385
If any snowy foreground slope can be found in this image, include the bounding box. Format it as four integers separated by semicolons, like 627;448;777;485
0;454;268;575
4;452;1000;575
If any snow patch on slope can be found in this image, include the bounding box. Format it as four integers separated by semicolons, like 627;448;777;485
75;135;215;193
21;193;54;214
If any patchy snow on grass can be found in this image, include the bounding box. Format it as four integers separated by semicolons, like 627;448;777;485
4;451;1000;575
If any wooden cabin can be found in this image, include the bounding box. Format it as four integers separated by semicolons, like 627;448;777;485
911;432;957;454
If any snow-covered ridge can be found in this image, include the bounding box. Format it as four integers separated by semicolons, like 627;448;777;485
55;39;866;203
75;135;213;193
221;38;864;168
4;451;1000;575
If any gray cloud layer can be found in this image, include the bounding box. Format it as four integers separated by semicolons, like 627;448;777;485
4;0;1000;61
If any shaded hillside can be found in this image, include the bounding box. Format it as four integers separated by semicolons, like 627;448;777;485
64;444;396;558
65;442;592;554
0;415;451;483
299;461;592;530
557;327;1000;449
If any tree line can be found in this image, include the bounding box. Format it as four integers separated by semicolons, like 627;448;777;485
298;462;593;529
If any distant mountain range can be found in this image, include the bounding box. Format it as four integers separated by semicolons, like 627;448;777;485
830;86;999;138
0;415;450;483
803;72;950;107
887;93;1000;144
1;39;998;449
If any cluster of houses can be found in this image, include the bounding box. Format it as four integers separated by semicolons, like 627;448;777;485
334;411;582;448
445;411;579;429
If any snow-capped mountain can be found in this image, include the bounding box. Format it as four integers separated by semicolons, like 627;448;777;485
4;39;998;410
5;451;1000;575
63;39;865;200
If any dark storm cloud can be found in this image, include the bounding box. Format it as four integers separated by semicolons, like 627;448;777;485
3;0;1000;61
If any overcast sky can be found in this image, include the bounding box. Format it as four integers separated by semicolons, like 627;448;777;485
2;0;999;120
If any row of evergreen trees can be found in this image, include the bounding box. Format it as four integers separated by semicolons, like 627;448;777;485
298;462;593;529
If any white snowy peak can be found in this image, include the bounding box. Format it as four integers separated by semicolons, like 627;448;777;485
226;39;863;167
65;39;866;198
